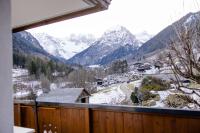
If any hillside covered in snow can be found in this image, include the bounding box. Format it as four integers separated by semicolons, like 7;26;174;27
32;33;95;60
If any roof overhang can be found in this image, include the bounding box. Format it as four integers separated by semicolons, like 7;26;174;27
12;0;111;32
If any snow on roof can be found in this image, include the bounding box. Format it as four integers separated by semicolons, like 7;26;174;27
36;88;86;103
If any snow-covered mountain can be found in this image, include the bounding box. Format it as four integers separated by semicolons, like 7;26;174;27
99;26;141;48
32;33;95;60
67;26;141;66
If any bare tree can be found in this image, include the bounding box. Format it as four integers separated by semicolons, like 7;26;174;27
68;69;88;88
168;20;200;84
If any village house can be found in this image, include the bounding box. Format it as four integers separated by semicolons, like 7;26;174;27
37;88;90;103
154;60;163;69
137;63;152;72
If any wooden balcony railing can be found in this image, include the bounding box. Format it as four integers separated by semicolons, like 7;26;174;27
14;100;200;133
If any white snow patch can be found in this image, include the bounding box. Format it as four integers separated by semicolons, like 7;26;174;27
12;69;28;78
195;90;200;96
145;67;159;75
190;93;200;105
184;15;195;25
37;90;43;96
180;87;193;94
14;91;30;98
88;65;100;68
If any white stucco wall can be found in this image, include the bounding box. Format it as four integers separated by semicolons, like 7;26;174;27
0;0;13;132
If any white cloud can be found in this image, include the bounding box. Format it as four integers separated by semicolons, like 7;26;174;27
28;0;200;38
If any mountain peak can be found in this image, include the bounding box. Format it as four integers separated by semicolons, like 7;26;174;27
99;26;141;48
67;26;142;66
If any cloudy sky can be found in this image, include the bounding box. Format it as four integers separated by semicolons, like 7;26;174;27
29;0;200;38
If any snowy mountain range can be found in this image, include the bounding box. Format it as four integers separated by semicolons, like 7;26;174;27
32;33;95;60
14;11;200;67
67;26;143;65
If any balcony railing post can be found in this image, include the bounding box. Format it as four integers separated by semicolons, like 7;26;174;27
34;101;39;133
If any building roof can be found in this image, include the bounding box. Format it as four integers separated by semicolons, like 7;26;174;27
36;88;89;103
12;0;112;32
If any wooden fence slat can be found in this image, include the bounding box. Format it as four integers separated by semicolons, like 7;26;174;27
123;113;134;133
85;108;90;133
114;112;124;133
20;106;36;129
105;111;115;133
91;110;100;133
188;118;200;133
142;114;154;133
14;104;21;126
99;111;106;133
152;115;165;133
132;114;143;133
163;116;176;133
175;118;189;133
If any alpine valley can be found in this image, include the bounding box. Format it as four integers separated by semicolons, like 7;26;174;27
12;11;200;109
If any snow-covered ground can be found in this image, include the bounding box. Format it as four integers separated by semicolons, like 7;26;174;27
12;69;28;78
144;67;159;75
151;90;172;108
147;87;200;109
12;68;67;99
13;91;30;99
89;84;126;104
90;81;140;104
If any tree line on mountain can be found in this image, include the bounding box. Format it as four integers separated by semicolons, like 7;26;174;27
13;52;73;80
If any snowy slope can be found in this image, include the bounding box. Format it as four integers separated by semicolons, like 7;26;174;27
32;33;95;60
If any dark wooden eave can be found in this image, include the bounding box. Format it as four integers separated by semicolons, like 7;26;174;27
12;0;111;33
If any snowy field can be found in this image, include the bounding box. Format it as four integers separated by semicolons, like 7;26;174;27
90;80;141;104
